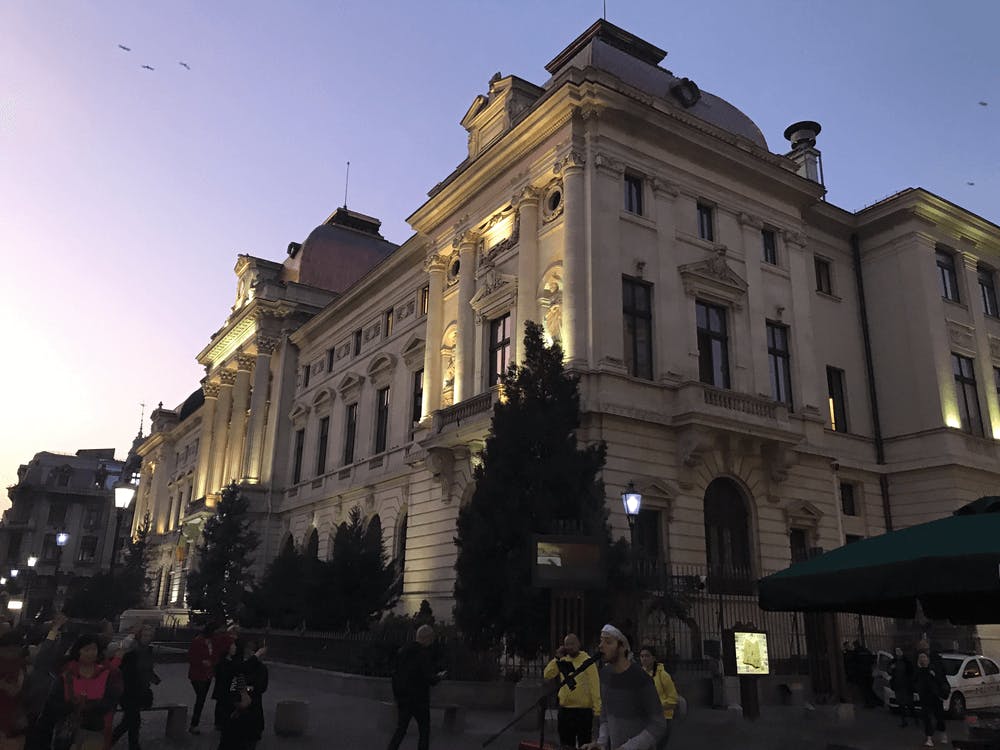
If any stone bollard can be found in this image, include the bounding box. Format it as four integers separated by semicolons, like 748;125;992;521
274;700;309;737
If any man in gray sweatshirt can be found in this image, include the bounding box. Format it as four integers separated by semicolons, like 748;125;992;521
583;624;666;750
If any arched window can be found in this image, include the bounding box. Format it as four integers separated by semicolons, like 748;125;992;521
703;478;752;593
305;528;319;558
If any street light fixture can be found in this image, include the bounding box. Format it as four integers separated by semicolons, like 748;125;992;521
9;568;18;578
110;475;137;576
8;599;23;611
621;481;642;536
27;556;38;568
56;533;69;547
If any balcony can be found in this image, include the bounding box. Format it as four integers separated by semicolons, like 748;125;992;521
702;386;779;419
671;381;798;443
433;390;496;434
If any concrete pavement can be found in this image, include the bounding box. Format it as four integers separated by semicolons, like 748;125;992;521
128;662;974;749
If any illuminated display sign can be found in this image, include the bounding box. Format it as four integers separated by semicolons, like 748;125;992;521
733;631;769;675
531;536;605;588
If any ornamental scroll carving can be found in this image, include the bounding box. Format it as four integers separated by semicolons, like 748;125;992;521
947;320;976;351
364;322;381;342
396;299;416;321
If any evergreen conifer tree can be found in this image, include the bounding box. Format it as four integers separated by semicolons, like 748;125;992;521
453;321;613;657
186;482;259;624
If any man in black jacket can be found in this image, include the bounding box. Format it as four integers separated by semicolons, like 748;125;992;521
113;624;161;750
386;625;445;750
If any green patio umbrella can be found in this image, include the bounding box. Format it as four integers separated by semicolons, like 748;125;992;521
758;497;1000;623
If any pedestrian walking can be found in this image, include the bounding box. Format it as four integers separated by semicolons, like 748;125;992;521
52;634;123;750
582;625;665;750
0;628;28;750
639;646;678;748
23;614;70;750
112;625;160;750
888;647;914;728
386;625;446;750
914;651;949;747
213;640;243;730
188;623;219;734
217;641;268;750
543;633;601;748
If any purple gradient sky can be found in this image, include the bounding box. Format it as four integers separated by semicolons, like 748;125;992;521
2;1;999;505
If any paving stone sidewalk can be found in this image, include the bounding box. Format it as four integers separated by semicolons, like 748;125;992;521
127;662;973;750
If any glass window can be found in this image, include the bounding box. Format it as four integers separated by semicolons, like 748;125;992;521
488;314;512;387
696;301;730;388
634;508;661;561
302;365;310;389
941;658;964;677
762;229;777;265
815;257;833;294
411;369;424;425
326;348;335;373
316;416;329;475
622;277;653;379
375;386;390;454
292;428;305;484
979;266;998;317
827;366;849;433
343;403;358;465
964;660;982;679
952;353;984;435
42;534;58;562
703;478;752;593
77;536;98;563
697;203;714;242
766;322;793;407
789;528;809;563
840;483;857;516
353;329;362;357
937;249;960;302
83;506;101;530
624;174;643;215
420;285;429;316
384;308;394;338
47;503;66;528
5;532;21;562
845;534;864;545
982;659;1000;676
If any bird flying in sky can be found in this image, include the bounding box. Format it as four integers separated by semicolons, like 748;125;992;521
118;44;131;52
967;181;976;186
178;62;190;70
979;101;989;107
141;65;154;71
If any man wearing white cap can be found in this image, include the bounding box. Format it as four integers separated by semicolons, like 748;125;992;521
582;625;666;750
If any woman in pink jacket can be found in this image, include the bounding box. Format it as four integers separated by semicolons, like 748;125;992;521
54;635;123;750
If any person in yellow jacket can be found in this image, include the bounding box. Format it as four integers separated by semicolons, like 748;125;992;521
543;633;601;748
639;645;678;748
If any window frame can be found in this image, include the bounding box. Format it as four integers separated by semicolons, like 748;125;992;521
622;276;654;380
77;535;98;563
302;365;311;389
411;369;424;426
762;228;778;265
316;416;330;476
696;202;715;242
703;478;753;594
766;321;793;407
384;308;394;338
352;329;363;357
979;266;998;317
840;482;857;516
420;285;429;316
326;348;335;373
952;353;984;435
814;256;833;295
292;428;305;484
696;300;730;389
374;385;390;454
624;173;644;216
827;366;849;433
343;403;358;465
937;249;961;303
488;313;512;387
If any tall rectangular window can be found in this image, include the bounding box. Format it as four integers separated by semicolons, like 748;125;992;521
489;313;512;387
953;353;984;435
622;277;653;380
326;348;335;372
375;386;390;454
937;249;960;302
42;534;58;561
697;203;714;242
624;174;643;215
302;365;311;388
827;366;849;433
840;482;857;516
343;403;358;465
412;369;424;425
5;532;22;562
47;503;66;528
979;266;998;317
815;257;833;294
292;428;305;484
77;536;98;563
762;229;777;265
353;329;363;356
316;416;330;475
84;506;101;530
789;528;809;563
696;301;730;388
420;285;429;316
384;309;394;338
766;322;792;407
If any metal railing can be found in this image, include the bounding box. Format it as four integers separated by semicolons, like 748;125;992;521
702;386;778;419
434;391;495;432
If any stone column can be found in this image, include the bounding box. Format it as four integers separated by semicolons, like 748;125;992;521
785;231;822;413
652;177;682;380
421;253;448;418
590;153;625;372
224;354;253;484
514;187;540;364
560;151;587;367
244;337;278;483
455;232;478;402
193;382;218;500
739;213;769;396
961;251;998;436
207;369;236;500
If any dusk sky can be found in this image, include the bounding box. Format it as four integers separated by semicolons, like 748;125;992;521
2;1;999;504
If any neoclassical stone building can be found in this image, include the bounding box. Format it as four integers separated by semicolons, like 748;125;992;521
135;20;1000;653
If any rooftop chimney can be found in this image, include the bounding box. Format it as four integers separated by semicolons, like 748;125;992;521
783;120;824;185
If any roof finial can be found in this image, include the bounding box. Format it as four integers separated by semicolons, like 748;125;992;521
137;402;145;439
343;160;350;210
603;0;607;19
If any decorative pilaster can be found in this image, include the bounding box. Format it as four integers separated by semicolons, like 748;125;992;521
207;369;236;500
739;212;769;396
558;150;587;366
514;187;540;364
421;253;448;418
455;232;478;402
961;250;998;436
194;382;219;499
244;338;277;482
784;230;822;414
224;354;253;484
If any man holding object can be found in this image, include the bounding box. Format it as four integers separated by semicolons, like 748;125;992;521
544;633;601;748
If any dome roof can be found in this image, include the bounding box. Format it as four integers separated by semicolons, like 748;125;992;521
545;21;768;150
293;208;397;294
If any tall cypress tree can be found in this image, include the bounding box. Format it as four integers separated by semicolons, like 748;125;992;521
453;321;612;658
186;483;259;624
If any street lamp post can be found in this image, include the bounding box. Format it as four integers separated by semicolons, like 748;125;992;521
621;481;642;643
111;477;137;581
23;555;37;622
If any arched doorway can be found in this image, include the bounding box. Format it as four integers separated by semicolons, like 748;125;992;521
703;477;753;593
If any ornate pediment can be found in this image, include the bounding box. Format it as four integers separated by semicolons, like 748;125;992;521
784;498;823;532
367;353;397;385
678;249;748;307
311;387;335;409
337;372;364;401
401;336;426;369
470;268;518;319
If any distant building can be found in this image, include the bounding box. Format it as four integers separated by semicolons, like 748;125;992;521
1;448;128;618
134;18;1000;668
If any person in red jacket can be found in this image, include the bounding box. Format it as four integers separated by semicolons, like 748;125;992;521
187;623;219;734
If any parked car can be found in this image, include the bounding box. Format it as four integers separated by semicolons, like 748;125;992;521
879;652;1000;718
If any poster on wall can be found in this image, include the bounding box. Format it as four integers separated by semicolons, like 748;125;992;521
733;631;770;675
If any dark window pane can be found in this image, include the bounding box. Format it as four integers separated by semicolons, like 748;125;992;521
762;229;777;264
937;250;960;302
623;277;654;380
412;369;424;425
292;429;305;484
827;366;848;432
697;203;714;242
489;314;512;386
344;403;357;464
704;478;752;593
840;483;856;516
696;301;730;388
316;417;329;475
375;386;390;453
767;323;792;407
815;257;832;294
952;353;983;435
624;174;643;215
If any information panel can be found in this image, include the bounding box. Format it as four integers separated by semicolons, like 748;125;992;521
733;631;769;675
